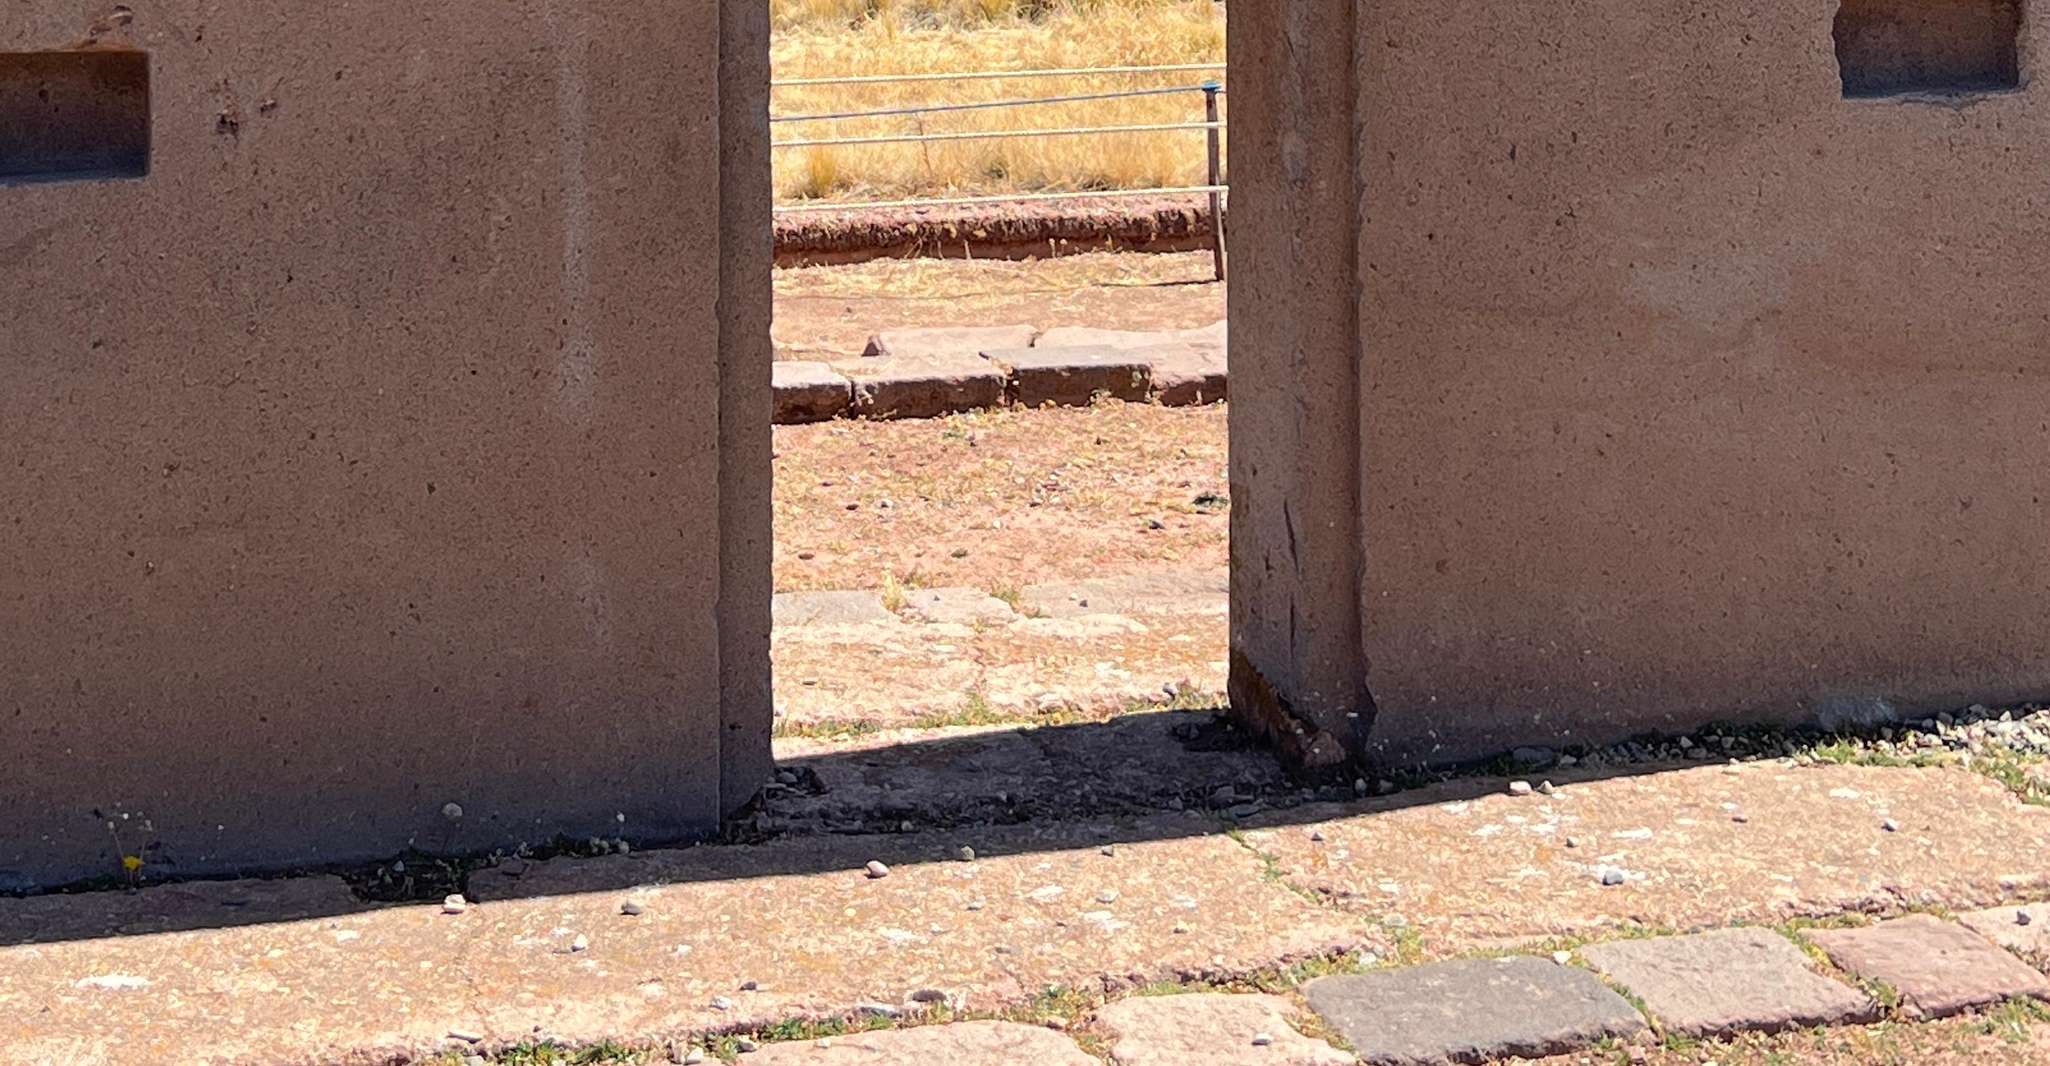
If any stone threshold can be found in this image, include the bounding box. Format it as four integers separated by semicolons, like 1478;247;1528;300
774;321;1227;424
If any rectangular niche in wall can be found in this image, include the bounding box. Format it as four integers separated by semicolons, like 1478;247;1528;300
1835;0;2022;96
0;50;150;183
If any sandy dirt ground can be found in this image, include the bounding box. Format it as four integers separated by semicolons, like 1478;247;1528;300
773;401;1227;594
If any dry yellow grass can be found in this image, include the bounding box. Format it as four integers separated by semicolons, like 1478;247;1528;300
771;0;1225;203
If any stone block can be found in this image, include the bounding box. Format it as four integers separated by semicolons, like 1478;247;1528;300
899;587;1018;625
749;1021;1094;1065
1806;914;2050;1019
773;361;852;424
1302;956;1645;1065
1036;320;1226;351
982;346;1151;408
1020;572;1230;619
1959;903;2050;960
1092;993;1354;1066
1141;343;1229;406
1578;927;1877;1038
863;324;1038;360
771;590;898;628
845;354;1007;420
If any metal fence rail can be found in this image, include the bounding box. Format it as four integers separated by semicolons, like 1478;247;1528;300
771;71;1229;278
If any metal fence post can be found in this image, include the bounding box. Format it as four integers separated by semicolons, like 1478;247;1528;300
1202;80;1226;282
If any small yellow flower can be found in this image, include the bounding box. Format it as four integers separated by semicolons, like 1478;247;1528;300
121;855;144;873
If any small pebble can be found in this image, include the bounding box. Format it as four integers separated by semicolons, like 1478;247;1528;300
1731;813;1749;824
442;802;464;821
739;979;760;991
1537;780;1557;795
910;988;949;1003
447;1028;483;1044
570;933;589;952
1100;844;1118;857
2019;910;2035;927
442;894;468;915
865;860;890;879
1564;836;1581;849
621;899;646;916
736;1037;759;1053
1251;1032;1275;1047
1508;780;1534;796
1552;950;1573;965
711;996;734;1011
966;899;986;911
956;845;976;862
1172;922;1191;934
1598;867;1626;887
681;1049;706;1065
1096;889;1119;904
1881;818;1900;833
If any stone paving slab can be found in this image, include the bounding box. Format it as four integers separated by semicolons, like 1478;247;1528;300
1248;763;2050;954
772;606;1225;728
844;353;1008;420
898;586;1017;626
772;589;899;628
765;712;1292;834
1021;572;1231;619
1145;342;1229;405
1303;956;1646;1066
773;361;854;424
0;818;1364;1066
1092;992;1355;1065
1805;914;2050;1019
863;324;1038;361
1578;927;1877;1037
749;1020;1095;1065
1037;320;1226;351
1959;902;2050;960
982;345;1152;407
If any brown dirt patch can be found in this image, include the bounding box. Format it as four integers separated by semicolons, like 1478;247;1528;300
773;400;1227;593
773;249;1223;362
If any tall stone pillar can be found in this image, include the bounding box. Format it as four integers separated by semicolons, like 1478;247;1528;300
0;2;771;889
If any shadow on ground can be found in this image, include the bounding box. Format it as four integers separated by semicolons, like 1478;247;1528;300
0;707;1808;947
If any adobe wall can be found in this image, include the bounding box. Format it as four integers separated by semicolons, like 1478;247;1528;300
0;3;771;890
1233;0;2050;768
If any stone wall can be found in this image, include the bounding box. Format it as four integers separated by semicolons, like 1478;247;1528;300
0;3;770;890
1233;0;2050;768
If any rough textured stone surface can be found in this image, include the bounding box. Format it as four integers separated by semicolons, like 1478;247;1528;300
1144;343;1230;406
1021;572;1230;619
1806;914;2050;1019
1959;903;2050;960
766;712;1289;832
772;606;1226;727
749;1021;1095;1064
898;587;1018;625
772;590;899;628
1303;956;1645;1065
0;0;768;893
1036;321;1225;351
0;820;1360;1066
982;346;1152;407
845;353;1008;419
774;361;854;423
1232;0;2050;772
1251;763;2050;954
1093;993;1354;1066
1578;928;1877;1037
863;324;1037;360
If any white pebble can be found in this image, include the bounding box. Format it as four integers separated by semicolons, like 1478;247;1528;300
621;900;646;916
442;894;468;915
1251;1032;1274;1046
957;845;976;862
711;996;734;1011
1508;780;1534;796
570;934;589;952
865;860;890;879
442;802;464;821
1096;889;1119;904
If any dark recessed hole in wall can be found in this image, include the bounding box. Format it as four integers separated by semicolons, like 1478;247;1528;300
1834;0;2022;96
0;50;150;183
